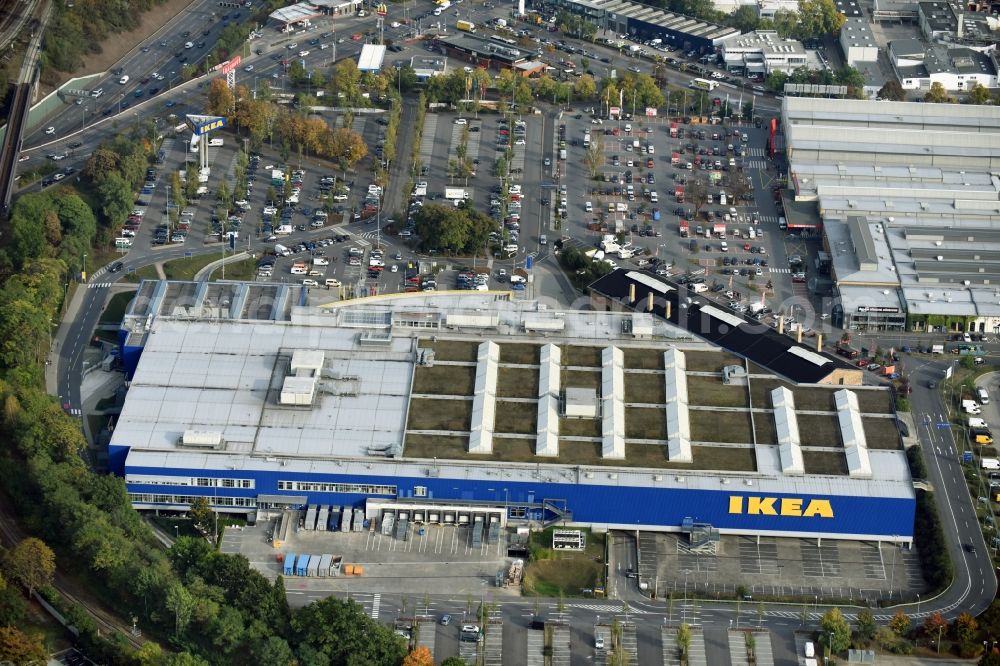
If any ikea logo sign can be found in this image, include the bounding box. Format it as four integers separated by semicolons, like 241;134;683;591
729;496;833;518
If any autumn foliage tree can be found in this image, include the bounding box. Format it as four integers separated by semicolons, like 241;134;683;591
403;645;434;666
4;537;55;598
0;626;47;664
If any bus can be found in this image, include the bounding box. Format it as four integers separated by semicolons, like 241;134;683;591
690;78;718;91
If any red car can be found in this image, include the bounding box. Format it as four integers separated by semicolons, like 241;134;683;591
351;33;363;40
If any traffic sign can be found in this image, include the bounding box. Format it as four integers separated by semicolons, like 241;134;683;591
964;451;974;462
936;422;950;429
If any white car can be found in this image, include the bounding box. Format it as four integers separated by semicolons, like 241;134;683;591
302;279;319;287
514;138;526;145
454;118;467;125
44;127;55;135
287;43;298;49
332;193;349;201
245;65;254;72
298;50;310;57
391;264;398;272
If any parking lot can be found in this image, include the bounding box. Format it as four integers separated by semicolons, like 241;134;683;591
638;532;926;607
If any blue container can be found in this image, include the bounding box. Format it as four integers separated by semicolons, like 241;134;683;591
283;554;296;576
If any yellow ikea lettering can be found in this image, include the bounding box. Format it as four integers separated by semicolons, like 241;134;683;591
729;496;834;518
747;496;777;515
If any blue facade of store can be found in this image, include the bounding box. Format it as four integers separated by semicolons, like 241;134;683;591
121;455;916;539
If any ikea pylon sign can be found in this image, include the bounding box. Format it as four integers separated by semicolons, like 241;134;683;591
186;114;227;136
729;495;834;518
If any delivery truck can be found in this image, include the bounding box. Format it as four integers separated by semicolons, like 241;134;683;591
456;19;476;32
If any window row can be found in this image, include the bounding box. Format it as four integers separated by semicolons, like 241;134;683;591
276;481;397;495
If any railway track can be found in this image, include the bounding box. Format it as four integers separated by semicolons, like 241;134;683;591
0;82;29;216
0;494;145;649
0;0;40;52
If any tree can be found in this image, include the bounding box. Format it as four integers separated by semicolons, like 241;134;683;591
924;610;948;636
326;127;368;173
0;626;47;665
403;645;435;666
981;651;1000;666
797;0;845;38
878;80;906;101
582;139;605;179
766;71;790;93
97;172;133;227
728;5;760;31
855;607;877;647
955;612;978;642
207;78;236;118
254;636;296;666
4;537;55;598
291;596;406;665
166;582;196;637
687;177;711;216
820;607;851;655
924;82;953;103
441;658;467;666
677;623;692;657
967;82;993;105
330;59;363;105
574;74;597;101
889;610;911;637
771;9;799;38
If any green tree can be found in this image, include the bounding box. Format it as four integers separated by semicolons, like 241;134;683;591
441;658;467;666
728;5;760;31
967;82;992;105
188;496;213;531
254;636;297;666
97;172;133;226
185;162;200;200
820;607;851;655
4;537;55;598
291;596;406;665
166;582;196;637
981;650;1000;666
879;80;906;101
797;0;846;38
395;64;418;92
766;70;790;93
772;9;799;37
855;607;877;647
677;623;692;657
924;82;953;103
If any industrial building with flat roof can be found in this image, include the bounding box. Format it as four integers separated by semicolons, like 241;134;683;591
111;280;914;543
782;96;1000;333
538;0;739;50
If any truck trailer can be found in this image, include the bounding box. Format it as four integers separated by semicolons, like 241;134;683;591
283;554;297;576
296;554;310;576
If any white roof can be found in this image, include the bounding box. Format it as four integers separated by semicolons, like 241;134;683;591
469;341;499;454
358;44;386;72
664;348;691;462
771;387;804;475
536;344;561;456
601;347;625;459
836;389;872;479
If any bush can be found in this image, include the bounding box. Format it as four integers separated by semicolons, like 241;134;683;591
906;446;928;480
913;490;953;594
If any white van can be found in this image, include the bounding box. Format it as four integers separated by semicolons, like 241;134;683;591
119;75;130;85
969;418;989;429
691;283;708;293
978;387;990;405
650;192;658;203
720;241;728;252
208;138;224;147
804;641;815;658
115;237;133;248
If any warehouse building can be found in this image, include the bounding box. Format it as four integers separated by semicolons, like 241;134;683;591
111;280;914;543
782;96;1000;333
539;0;739;52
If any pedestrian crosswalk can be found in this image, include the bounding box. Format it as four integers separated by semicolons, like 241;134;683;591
87;282;116;289
371;593;381;619
744;159;768;170
769;267;791;274
66;408;82;416
567;603;649;614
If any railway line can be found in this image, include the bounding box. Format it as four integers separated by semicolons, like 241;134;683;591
0;82;30;216
0;0;41;52
0;493;145;649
